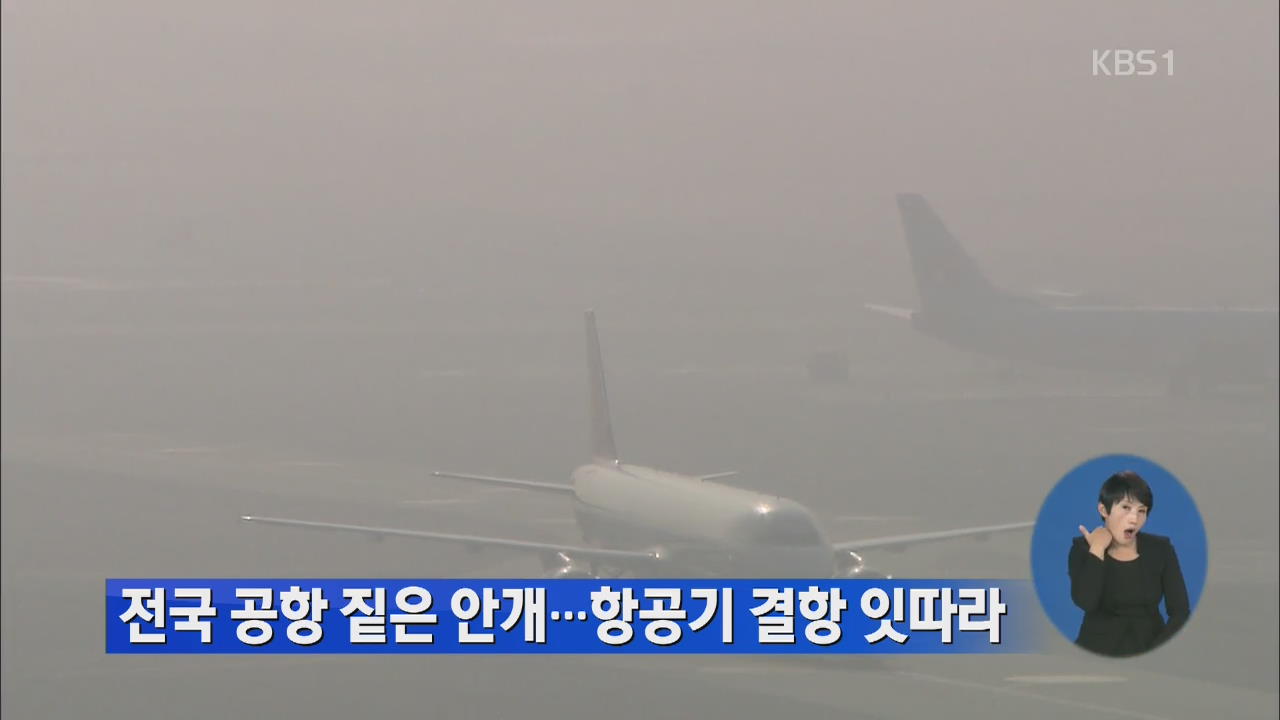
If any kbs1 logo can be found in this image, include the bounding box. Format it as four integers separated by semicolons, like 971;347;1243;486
1092;49;1174;77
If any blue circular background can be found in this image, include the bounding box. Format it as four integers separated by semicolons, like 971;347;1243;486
1030;454;1208;647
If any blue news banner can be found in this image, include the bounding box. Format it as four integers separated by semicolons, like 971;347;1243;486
106;579;1040;654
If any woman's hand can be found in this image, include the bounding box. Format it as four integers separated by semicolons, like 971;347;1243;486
1078;525;1112;560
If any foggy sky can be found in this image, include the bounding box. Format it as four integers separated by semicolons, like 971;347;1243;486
2;6;1278;718
3;0;1277;330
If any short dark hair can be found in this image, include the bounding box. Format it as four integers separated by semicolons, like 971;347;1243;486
1098;471;1154;518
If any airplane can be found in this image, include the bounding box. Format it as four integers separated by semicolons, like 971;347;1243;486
242;310;1033;579
867;194;1280;395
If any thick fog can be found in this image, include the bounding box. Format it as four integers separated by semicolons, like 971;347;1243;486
3;2;1277;719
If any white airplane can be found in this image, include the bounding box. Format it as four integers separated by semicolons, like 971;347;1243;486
867;194;1280;395
242;310;1032;578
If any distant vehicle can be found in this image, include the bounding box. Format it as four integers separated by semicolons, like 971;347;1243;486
867;194;1280;395
243;310;1031;578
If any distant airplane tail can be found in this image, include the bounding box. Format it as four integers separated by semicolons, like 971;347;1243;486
585;310;619;463
896;193;1006;313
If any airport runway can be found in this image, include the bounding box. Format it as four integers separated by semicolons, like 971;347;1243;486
3;327;1277;719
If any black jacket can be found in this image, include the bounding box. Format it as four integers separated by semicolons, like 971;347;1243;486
1068;532;1190;657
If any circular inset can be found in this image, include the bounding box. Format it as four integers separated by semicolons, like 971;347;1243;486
1030;454;1207;658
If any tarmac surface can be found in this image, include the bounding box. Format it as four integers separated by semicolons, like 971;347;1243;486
4;323;1277;719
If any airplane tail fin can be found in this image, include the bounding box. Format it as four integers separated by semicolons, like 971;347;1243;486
585;309;619;463
896;193;1003;313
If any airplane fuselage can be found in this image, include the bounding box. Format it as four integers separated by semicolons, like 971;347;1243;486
241;307;1031;579
892;193;1278;389
570;462;836;578
913;302;1279;383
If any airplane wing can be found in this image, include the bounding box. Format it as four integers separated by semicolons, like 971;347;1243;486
432;471;575;495
832;521;1034;552
864;303;915;319
697;471;740;482
240;515;657;563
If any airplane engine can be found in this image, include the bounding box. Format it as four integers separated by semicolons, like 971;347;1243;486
541;551;596;579
834;550;892;579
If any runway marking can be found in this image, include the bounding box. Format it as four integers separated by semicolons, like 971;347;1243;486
1004;674;1127;684
894;670;1171;720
